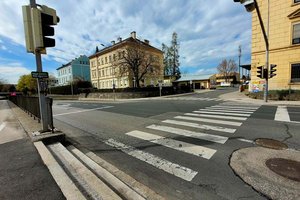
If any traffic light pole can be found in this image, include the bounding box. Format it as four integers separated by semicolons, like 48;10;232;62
254;0;269;102
30;0;49;132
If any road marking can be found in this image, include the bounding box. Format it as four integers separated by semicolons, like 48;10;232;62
53;106;114;117
126;130;216;159
104;138;198;181
184;113;247;121
0;122;6;132
199;109;254;114
237;138;254;143
193;110;251;117
175;116;242;126
274;106;290;122
162;120;236;133
211;105;258;110
147;124;228;144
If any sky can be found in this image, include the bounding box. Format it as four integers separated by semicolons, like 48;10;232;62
0;0;252;84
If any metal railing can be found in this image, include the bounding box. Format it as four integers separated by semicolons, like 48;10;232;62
9;96;54;131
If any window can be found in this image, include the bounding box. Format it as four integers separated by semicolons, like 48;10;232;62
113;54;116;61
292;23;300;45
101;58;104;65
291;63;300;82
118;52;121;59
294;0;300;4
109;55;112;63
105;57;107;64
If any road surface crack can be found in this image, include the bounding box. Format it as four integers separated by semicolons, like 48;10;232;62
282;124;293;142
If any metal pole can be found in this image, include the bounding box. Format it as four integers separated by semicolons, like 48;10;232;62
238;45;241;83
30;0;48;132
254;0;269;102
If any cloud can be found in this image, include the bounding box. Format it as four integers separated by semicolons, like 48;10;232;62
0;0;251;76
0;63;31;84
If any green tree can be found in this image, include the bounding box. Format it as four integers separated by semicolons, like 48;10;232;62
16;74;37;95
162;32;181;78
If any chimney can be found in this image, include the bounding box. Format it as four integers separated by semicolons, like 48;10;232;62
144;39;149;45
117;37;122;42
111;40;115;45
131;31;136;39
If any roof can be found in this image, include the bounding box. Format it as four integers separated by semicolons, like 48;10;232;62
56;61;72;70
89;37;163;59
174;74;212;82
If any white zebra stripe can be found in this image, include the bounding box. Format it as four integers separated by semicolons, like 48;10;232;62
211;105;258;110
199;108;253;114
175;116;242;126
146;124;228;144
162;120;236;133
193;110;251;117
126;131;216;159
104;138;198;181
184;113;247;121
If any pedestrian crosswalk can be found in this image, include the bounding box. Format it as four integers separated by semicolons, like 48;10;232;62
104;103;261;182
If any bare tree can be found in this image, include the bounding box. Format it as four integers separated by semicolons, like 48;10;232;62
217;59;237;83
113;43;160;88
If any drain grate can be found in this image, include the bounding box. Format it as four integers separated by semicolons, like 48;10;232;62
266;158;300;182
255;138;288;150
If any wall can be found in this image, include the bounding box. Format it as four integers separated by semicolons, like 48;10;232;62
251;0;300;91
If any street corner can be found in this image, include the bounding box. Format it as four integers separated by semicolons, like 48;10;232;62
229;146;300;200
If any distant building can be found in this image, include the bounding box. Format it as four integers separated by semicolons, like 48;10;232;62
215;72;240;85
56;55;90;86
89;31;164;89
174;74;213;89
250;0;300;91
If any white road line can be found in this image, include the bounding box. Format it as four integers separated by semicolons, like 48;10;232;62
206;107;256;112
193;111;251;117
104;138;198;181
175;116;242;126
211;106;258;110
162;120;236;133
147;124;228;144
184;113;247;121
274;106;290;122
237;138;254;143
53;106;114;117
0;122;6;132
199;109;253;114
126;130;216;159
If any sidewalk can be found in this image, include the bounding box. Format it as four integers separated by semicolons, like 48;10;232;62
219;90;300;106
0;100;65;200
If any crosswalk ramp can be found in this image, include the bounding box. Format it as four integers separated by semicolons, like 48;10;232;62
105;103;261;182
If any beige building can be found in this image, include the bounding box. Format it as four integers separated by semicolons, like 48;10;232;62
214;72;240;85
250;0;300;91
89;32;164;89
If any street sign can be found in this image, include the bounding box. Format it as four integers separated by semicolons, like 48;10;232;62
31;71;49;78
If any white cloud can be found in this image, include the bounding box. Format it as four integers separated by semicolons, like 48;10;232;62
0;0;252;72
0;63;31;84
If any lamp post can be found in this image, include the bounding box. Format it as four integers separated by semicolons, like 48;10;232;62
234;0;270;102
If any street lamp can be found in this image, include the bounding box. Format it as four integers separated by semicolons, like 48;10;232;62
234;0;269;102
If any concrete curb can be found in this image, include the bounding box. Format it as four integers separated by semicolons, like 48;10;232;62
34;141;86;200
230;146;300;200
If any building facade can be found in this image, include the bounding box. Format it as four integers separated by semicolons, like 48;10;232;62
89;32;164;89
250;0;300;92
56;55;90;86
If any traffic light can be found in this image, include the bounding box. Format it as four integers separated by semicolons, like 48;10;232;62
233;0;256;12
269;64;277;79
24;5;59;53
257;66;263;79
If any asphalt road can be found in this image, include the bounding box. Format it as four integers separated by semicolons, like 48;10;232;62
52;88;300;200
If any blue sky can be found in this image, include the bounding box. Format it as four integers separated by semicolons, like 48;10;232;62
0;0;252;84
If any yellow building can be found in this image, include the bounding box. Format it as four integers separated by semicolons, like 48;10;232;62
89;32;164;89
250;0;300;91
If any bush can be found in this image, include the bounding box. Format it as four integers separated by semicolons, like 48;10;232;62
248;90;300;101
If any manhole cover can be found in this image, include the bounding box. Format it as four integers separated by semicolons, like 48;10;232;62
266;158;300;182
255;138;288;150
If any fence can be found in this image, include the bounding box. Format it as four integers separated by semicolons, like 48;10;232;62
9;96;54;131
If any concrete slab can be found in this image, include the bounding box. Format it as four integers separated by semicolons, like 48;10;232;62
230;147;300;200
